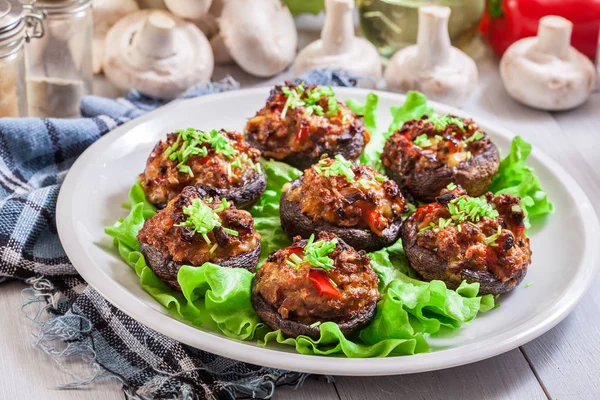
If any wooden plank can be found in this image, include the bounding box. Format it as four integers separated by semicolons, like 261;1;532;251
517;90;600;400
334;350;547;400
0;281;124;400
464;58;600;400
277;376;340;400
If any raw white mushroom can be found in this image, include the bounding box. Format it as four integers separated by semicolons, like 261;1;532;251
219;0;297;77
293;0;382;88
92;0;139;74
103;10;214;99
500;15;596;111
165;0;212;20
384;6;478;108
210;34;234;64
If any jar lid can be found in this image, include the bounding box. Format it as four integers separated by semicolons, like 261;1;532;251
36;0;92;15
0;0;24;40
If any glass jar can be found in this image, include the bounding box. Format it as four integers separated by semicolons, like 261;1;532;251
0;0;43;117
25;0;93;118
357;0;485;59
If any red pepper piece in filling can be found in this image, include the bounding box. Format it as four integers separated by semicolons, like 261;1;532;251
309;269;340;298
288;247;303;256
363;206;384;234
295;123;310;142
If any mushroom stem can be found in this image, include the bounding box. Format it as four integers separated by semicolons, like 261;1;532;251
416;6;452;68
133;13;177;61
321;0;354;55
536;16;572;60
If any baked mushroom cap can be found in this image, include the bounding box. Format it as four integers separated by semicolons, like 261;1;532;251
137;186;261;290
245;83;370;170
400;187;531;295
280;157;407;252
381;115;500;203
104;10;214;99
139;129;266;209
251;232;380;339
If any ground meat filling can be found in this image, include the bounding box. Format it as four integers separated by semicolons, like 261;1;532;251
381;115;493;175
413;187;531;282
140;129;261;207
137;186;260;266
285;158;408;236
244;82;370;161
253;232;380;326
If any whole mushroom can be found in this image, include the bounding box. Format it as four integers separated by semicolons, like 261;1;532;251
103;10;214;99
293;0;382;88
218;0;298;77
164;0;212;20
384;6;478;108
500;16;596;111
93;0;140;74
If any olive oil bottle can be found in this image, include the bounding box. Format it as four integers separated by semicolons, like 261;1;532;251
357;0;484;58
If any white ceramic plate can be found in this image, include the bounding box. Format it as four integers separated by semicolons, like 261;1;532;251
57;87;600;376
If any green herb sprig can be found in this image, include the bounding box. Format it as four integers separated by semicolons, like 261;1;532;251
285;234;339;271
414;134;432;148
281;83;340;118
176;198;237;244
313;155;356;182
303;234;338;270
427;114;466;132
165;129;238;176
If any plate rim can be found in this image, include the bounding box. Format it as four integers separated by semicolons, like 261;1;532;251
56;86;600;376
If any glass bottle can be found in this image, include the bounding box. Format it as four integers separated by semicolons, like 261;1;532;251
24;0;93;118
0;0;44;117
357;0;485;59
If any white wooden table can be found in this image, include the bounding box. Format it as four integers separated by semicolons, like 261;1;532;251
2;54;600;399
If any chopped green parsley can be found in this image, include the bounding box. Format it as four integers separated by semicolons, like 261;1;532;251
427;114;466;132
419;194;500;237
414;134;432;148
303;234;338;270
448;195;499;223
464;130;484;143
314;155;356;182
175;198;237;244
281;83;340;118
165;128;258;177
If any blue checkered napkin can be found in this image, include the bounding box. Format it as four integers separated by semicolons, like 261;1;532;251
0;70;362;399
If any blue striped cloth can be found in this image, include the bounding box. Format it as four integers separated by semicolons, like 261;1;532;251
0;69;361;399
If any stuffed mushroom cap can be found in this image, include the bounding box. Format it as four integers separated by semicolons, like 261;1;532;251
280;155;408;252
140;128;266;209
137;186;261;290
244;82;370;170
381;115;500;203
252;232;380;339
400;186;531;294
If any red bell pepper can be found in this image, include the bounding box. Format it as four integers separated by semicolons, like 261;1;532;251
481;0;600;60
309;269;340;298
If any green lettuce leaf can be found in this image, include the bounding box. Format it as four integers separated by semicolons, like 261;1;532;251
105;193;262;340
106;159;493;358
250;159;302;262
388;91;434;134
488;136;554;228
346;93;383;172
